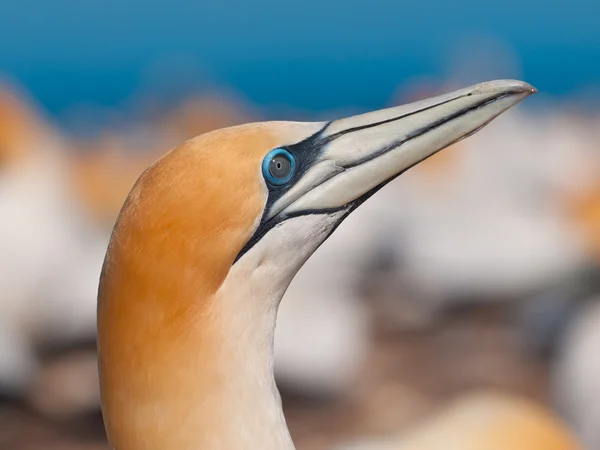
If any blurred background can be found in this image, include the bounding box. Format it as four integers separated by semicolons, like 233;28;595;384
1;1;600;449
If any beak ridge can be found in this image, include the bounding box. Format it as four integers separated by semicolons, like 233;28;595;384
279;79;536;216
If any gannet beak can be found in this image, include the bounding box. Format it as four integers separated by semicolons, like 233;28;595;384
267;80;536;220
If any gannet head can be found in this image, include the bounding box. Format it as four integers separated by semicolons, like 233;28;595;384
98;80;536;450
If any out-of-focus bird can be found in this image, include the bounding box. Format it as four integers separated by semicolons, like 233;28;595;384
337;391;579;450
97;80;535;449
518;176;600;449
552;298;600;450
386;110;592;302
0;85;108;396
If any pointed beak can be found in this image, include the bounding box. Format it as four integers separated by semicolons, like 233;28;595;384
266;79;536;220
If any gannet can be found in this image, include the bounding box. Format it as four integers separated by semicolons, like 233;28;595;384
97;80;535;449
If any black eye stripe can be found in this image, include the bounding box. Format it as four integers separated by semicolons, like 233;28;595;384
234;122;332;263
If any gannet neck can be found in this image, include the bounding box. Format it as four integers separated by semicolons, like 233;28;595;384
97;213;296;450
99;268;294;450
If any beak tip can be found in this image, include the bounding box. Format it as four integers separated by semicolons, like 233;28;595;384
524;82;538;95
510;80;538;96
475;79;538;97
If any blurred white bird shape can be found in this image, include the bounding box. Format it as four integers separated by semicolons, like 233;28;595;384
0;85;107;395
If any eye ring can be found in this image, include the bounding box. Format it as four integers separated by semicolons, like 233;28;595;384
262;148;296;186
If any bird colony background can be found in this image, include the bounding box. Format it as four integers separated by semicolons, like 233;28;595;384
1;2;600;449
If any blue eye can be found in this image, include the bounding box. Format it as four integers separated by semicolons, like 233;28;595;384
262;148;295;185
